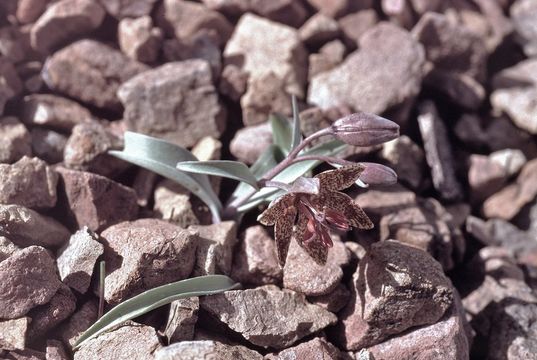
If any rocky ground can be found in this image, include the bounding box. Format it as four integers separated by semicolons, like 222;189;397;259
0;0;536;359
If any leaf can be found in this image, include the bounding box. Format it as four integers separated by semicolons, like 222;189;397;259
109;132;222;221
73;275;239;349
177;160;259;190
270;113;293;155
291;95;301;151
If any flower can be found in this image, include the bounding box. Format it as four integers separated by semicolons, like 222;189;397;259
257;164;373;266
331;112;400;147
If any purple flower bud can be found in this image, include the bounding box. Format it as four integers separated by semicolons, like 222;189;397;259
331;112;400;146
359;163;398;185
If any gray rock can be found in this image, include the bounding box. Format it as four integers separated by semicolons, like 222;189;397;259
30;128;67;164
229;122;273;165
249;0;308;28
163;33;221;77
162;298;199;343
201;0;250;17
423;69;486;110
0;317;29;350
511;0;537;57
155;340;262;360
354;183;418;223
16;0;48;24
153;180;199;228
118;60;226;148
98;0;158;19
58;300;98;348
199;286;337;349
46;340;70;360
0;51;23;116
338;10;378;47
118;16;162;63
307;0;372;18
0;117;32;164
381;135;424;189
308;283;351;313
299;13;340;46
219;64;248;101
0;246;62;319
271;337;345;360
0;25;27;63
0;236;19;262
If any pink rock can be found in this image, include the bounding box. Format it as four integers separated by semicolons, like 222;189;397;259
307;0;372;18
308;283;351;313
30;128;68;164
16;0;48;24
219;64;248;101
250;0;308;28
338;10;378;47
0;317;29;351
299;13;340;46
155;340;262;359
162;298;199;343
229;122;273;164
0;58;22;116
118;16;162;63
98;0;158;19
58;300;98;348
0;117;32;164
271;337;344;359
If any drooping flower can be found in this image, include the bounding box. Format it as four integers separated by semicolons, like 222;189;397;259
331;112;400;147
257;164;374;266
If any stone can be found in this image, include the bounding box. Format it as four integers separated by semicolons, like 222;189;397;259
0;117;32;164
511;0;537;57
0;246;61;319
308;283;351;313
189;221;238;276
354;183;418;223
335;240;453;350
199;286;337;349
201;0;250;17
192;136;222;162
483;159;537;220
46;340;70;360
57;227;104;294
20;94;93;132
299;13;339;47
42;39;148;111
382;0;415;28
0;156;58;209
423;69;486;110
489;148;527;176
162;297;199;343
74;321;161;360
18;61;45;94
59;300;98;348
219;64;248;101
100;219;197;303
57;167;138;232
298;107;332;142
338;10;378;47
118;16;162;63
27;284;76;339
153;180;199;228
272;338;344;359
308;41;346;80
157;0;232;47
98;0;158;19
118;60;226;148
30;0;106;54
284;236;350;296
0;26;28;63
16;0;48;24
224;13;308;98
229;122;273;164
381;135;424;189
307;0;372;18
250;0;308;28
155;340;263;360
2;348;46;359
0;236;19;262
308;23;424;114
231;225;282;286
417;101;463;201
0;58;22;116
163;33;221;77
0;317;29;350
30;128;68;164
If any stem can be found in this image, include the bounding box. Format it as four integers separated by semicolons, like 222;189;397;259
262;180;292;191
290;156;354;166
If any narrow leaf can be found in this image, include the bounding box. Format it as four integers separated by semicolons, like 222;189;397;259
73;275;239;349
177;160;259;190
270;113;293;155
291;95;301;150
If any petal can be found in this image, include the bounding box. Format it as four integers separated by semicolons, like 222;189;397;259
302;238;329;266
316;191;374;230
315;164;365;191
257;193;297;226
293;211;309;248
274;205;296;267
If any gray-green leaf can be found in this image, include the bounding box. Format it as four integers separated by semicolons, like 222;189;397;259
177;160;259;190
270;113;293;155
291;95;301;151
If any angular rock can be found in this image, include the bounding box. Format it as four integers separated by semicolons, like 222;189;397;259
309;23;424;114
0;117;32;164
335;240;453;350
424;69;486;110
250;0;308;28
299;13;340;47
231;225;282;286
16;0;48;24
0;58;22;116
272;338;343;359
381;135;424;189
30;0;106;54
42;39;148;111
189;221;238;276
338;10;378;47
224;13;308;98
0;317;29;350
307;0;372;18
74;321;161;360
98;0;158;19
354;183;418;223
155;340;262;360
30;128;68;164
201;0;250;17
118;60;226;148
100;219;197;303
0;246;61;319
381;0;414;29
219;64;248;101
298;106;332;142
0;236;19;262
153;179;198;228
46;340;70;360
192;136;222;162
511;0;537;57
199;286;337;349
57;167;138;232
308;283;351;314
57;227;104;293
0;25;28;63
162;32;221;77
308;40;346;80
162;297;199;343
417;101;463;201
118;16;162;63
229;122;273;164
2;348;46;359
58;300;98;348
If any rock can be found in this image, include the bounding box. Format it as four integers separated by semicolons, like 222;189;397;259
153;180;198;228
483;159;537;220
423;69;486;110
250;0;308;28
189;221;238;276
157;0;232;47
354;183;418;223
118;60;226;148
155;340;263;360
417;101;463;201
365;294;470;360
229;122;273;164
335;240;453;350
74;321;161;360
16;0;48;24
219;64;248;101
0;58;22;116
308;40;346;80
30;128;67;164
381;135;424;189
58;300;98;348
43;39;148;111
98;0;158;18
57;227;104;294
382;0;415;28
192;136;222;162
46;340;70;360
0;236;19;262
272;338;344;359
0;25;28;63
224;13;308;98
489;148;527;176
0;317;29;350
308;23;424;114
307;0;372;18
57;167;138;232
0;156;58;209
299;13;340;47
2;348;46;359
298;107;332;142
338;10;378;47
0;117;32;164
30;0;106;54
163;33;221;77
308;283;351;313
118;16;162;63
162;297;199;343
27;284;76;339
511;0;537;57
491;58;537;134
0;246;61;319
231;225;282;285
199;286;337;349
284;236;350;296
20;94;93;132
201;0;250;17
100;219;197;303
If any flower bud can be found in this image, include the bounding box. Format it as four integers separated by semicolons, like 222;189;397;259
359;163;398;185
331;112;399;146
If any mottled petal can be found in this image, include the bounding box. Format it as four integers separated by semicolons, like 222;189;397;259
302;238;329;266
315;164;365;191
315;191;373;230
257;193;297;225
293;211;309;248
274;205;296;266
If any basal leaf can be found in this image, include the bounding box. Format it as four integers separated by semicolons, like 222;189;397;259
177;160;259;190
270;113;293;155
291;95;301;151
